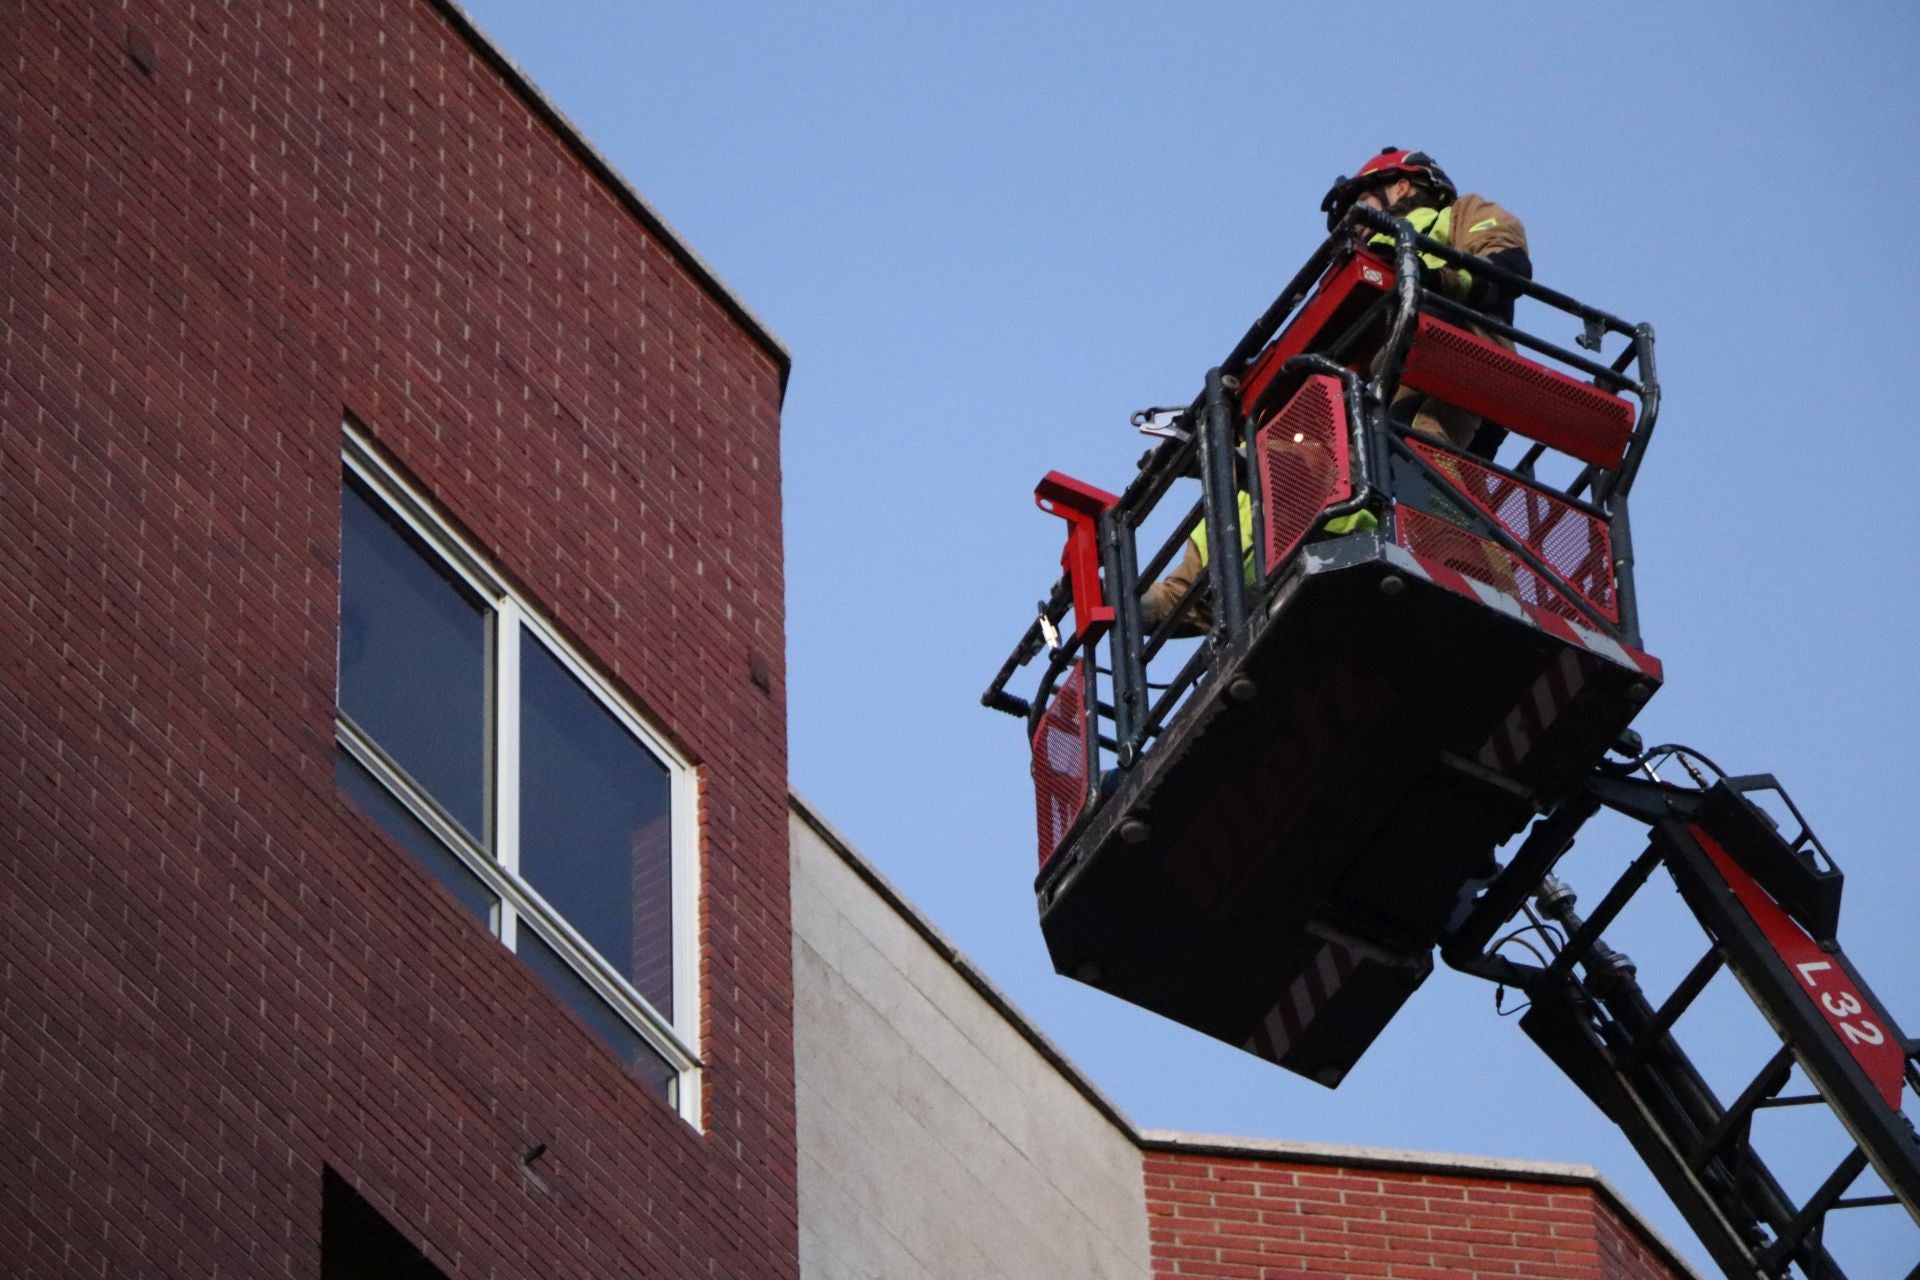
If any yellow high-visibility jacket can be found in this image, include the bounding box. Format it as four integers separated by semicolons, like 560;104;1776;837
1140;493;1374;633
1368;193;1528;323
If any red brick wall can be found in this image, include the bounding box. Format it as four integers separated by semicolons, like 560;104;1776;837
1595;1197;1689;1280
2;2;793;1277
1144;1149;1690;1279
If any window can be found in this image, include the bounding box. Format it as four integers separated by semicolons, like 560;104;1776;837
321;1167;450;1280
335;427;698;1119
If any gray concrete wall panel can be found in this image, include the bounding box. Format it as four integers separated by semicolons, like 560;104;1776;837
791;805;1151;1280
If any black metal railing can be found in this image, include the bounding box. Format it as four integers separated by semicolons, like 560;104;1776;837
986;208;1661;858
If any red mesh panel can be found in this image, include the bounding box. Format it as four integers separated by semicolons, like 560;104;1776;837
1031;663;1090;868
1397;505;1598;626
1253;375;1351;573
1409;441;1617;622
1401;316;1635;469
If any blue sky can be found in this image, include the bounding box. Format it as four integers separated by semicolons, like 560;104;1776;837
459;3;1919;1271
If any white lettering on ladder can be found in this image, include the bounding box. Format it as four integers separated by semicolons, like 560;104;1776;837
1791;958;1888;1051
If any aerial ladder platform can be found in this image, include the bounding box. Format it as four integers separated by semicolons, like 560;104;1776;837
982;208;1918;1277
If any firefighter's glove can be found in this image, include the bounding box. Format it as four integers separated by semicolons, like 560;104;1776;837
1365;228;1474;301
1420;262;1475;302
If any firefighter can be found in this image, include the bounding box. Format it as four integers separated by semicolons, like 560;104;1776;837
1322;147;1533;451
1140;149;1528;634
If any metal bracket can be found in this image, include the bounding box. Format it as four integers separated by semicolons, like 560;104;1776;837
1034;471;1121;641
1132;406;1191;443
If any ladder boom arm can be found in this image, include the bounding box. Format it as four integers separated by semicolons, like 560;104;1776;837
1444;762;1920;1278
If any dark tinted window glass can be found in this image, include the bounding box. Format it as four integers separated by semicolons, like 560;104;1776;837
520;929;677;1103
339;475;489;839
336;750;495;925
322;1167;450;1280
519;636;674;1018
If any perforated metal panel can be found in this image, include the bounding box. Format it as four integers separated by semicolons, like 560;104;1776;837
1396;505;1600;626
1401;317;1636;469
1409;441;1617;622
1253;375;1351;574
1031;663;1090;868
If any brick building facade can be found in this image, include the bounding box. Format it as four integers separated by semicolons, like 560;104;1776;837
4;1;793;1274
6;4;1701;1277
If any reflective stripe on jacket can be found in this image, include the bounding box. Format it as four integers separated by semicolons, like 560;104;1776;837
1365;194;1526;304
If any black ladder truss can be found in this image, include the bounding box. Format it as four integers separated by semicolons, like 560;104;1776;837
1444;755;1920;1279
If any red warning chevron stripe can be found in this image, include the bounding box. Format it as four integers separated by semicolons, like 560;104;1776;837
1479;648;1590;773
1243;941;1357;1066
1384;543;1662;680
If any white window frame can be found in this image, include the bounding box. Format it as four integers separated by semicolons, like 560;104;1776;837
339;424;702;1125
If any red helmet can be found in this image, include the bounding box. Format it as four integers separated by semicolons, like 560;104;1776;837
1321;147;1457;230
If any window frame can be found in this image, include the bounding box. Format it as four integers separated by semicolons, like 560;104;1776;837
339;424;702;1124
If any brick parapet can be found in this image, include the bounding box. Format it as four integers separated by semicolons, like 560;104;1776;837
1139;1135;1699;1280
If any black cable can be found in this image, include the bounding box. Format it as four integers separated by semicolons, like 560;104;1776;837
1495;987;1531;1019
1493;924;1562;963
1638;742;1733;782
